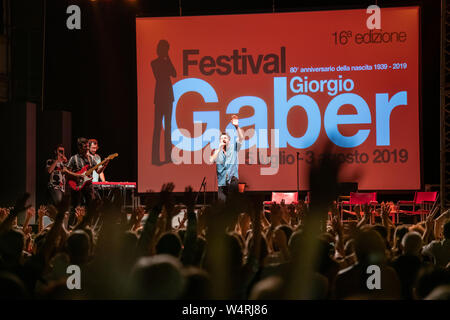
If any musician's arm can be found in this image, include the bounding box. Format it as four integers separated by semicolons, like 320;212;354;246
63;157;80;178
209;148;221;163
47;159;58;174
95;156;109;175
235;125;244;143
63;167;81;178
210;141;226;163
95;161;109;174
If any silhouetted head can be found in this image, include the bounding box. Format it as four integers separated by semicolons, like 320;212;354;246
317;239;334;262
394;225;409;250
156;232;182;258
354;230;386;265
425;285;450;300
130;254;185;299
246;232;269;265
121;231;138;248
229;231;245;250
193;236;206;266
288;230;305;256
33;231;48;256
276;225;294;243
372;224;388;241
180;267;212;299
157;40;170;58
82;227;95;255
249;276;283;300
444;220;450;240
77;137;88;155
66;230;90;265
225;233;244;268
40;279;75;299
0;229;25;265
203;233;243;273
0;272;29;299
119;231;138;267
415;266;450;299
401;231;422;256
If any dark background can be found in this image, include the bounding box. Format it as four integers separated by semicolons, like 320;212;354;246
0;0;442;206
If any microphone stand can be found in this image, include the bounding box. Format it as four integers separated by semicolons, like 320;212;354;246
195;176;207;206
296;152;300;199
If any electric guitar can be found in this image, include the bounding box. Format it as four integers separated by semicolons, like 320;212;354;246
68;153;118;191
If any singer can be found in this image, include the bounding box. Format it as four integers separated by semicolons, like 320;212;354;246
210;115;244;202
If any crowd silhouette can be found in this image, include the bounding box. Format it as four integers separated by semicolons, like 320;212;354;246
1;146;450;300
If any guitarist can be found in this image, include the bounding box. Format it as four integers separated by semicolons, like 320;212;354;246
88;139;106;183
65;137;109;226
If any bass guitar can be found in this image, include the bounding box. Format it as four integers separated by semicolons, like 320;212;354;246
68;153;118;191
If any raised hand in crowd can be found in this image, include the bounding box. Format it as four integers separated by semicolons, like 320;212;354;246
196;207;207;237
39;194;70;264
296;200;308;226
0;193;30;234
422;212;435;244
330;201;340;222
286;203;297;227
135;206;146;231
181;186;197;266
22;206;35;235
330;203;345;258
269;203;282;228
259;209;271;231
237;212;251;240
75;206;86;225
0;208;9;223
242;195;263;280
354;204;362;221
357;204;372;228
37;204;47;218
434;208;450;240
279;199;290;225
136;183;168;256
379;202;395;242
160;182;176;232
272;227;289;261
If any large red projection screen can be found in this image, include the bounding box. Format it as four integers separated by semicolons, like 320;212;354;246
137;7;420;193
